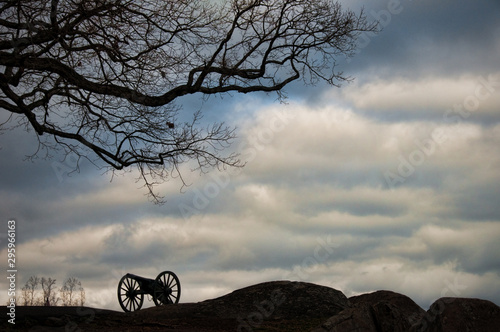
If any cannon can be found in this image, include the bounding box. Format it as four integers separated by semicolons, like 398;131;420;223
117;271;180;312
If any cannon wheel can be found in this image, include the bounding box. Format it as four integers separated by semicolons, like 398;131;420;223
117;275;144;312
153;271;181;306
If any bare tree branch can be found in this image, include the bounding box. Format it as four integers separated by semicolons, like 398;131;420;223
0;0;378;203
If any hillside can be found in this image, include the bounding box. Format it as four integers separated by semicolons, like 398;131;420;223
4;281;500;331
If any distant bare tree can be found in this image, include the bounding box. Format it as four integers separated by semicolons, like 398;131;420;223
0;0;377;202
80;283;86;306
60;277;84;306
21;275;40;306
20;275;86;306
41;277;58;306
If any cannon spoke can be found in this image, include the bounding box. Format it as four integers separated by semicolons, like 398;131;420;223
153;271;181;306
117;275;144;312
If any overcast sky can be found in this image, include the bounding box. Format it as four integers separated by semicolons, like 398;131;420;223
1;0;500;311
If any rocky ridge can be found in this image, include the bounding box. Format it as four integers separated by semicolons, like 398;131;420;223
4;281;500;331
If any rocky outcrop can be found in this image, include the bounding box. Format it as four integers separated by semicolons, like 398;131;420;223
410;297;500;332
314;290;500;332
6;281;500;331
195;280;350;319
313;290;426;332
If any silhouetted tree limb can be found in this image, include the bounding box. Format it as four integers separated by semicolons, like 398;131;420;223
0;0;377;202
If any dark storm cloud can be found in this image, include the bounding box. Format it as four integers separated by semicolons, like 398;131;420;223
276;0;500;123
341;0;500;79
452;183;500;221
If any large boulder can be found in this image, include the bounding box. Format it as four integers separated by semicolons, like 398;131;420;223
313;290;426;332
196;280;350;320
410;297;500;332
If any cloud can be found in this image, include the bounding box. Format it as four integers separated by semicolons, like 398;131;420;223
342;0;500;80
1;0;499;315
338;73;500;122
2;93;499;311
5;215;499;310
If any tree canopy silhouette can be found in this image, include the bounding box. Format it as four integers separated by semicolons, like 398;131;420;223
0;0;377;202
